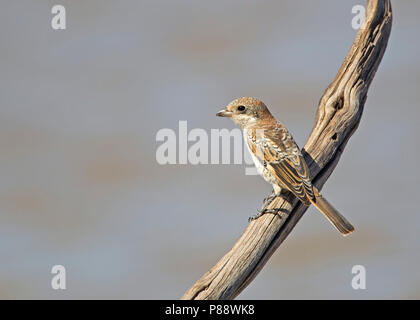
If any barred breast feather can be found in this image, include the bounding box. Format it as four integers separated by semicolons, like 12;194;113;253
244;123;314;206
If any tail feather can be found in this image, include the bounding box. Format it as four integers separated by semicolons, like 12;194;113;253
310;188;355;236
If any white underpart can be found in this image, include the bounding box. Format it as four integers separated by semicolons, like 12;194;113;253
243;130;282;194
243;130;265;176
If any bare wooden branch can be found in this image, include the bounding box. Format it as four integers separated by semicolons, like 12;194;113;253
182;0;392;300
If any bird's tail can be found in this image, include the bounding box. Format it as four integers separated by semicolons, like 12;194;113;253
310;188;355;236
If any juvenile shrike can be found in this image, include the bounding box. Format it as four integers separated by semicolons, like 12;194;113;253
217;97;354;236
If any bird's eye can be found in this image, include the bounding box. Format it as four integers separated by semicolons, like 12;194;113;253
237;105;246;111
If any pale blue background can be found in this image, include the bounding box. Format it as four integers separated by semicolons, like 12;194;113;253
0;1;418;299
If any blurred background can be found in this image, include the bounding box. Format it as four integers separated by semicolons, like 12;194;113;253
0;0;418;299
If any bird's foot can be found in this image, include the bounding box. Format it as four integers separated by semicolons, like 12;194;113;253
248;208;283;222
249;192;282;222
262;190;275;204
261;190;282;206
248;211;264;222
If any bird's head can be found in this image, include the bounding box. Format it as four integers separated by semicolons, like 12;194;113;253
216;97;273;129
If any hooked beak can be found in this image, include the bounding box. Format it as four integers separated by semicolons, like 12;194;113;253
216;109;232;117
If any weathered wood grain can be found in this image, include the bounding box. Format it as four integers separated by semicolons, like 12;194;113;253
182;0;392;300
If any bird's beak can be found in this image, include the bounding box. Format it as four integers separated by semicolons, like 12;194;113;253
216;109;232;117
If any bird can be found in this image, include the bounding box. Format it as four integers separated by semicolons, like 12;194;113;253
216;97;354;236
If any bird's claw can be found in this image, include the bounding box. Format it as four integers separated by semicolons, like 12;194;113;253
248;207;282;222
248;212;263;222
248;191;283;222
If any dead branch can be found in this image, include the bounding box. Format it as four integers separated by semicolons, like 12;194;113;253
182;0;392;300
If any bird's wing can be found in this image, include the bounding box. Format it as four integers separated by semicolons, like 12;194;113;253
251;126;314;204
